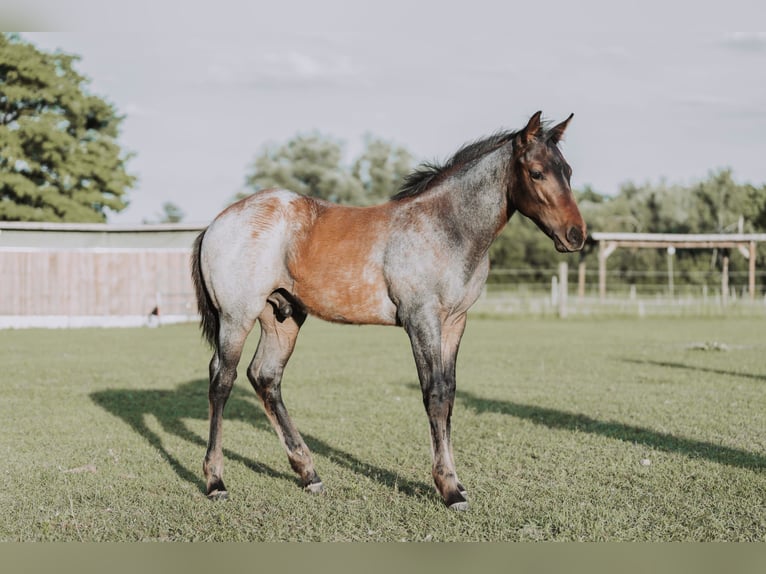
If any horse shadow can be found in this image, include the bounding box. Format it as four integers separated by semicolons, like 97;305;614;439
454;388;765;471
90;379;433;499
620;358;766;383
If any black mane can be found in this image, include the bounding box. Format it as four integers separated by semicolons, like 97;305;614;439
392;129;519;201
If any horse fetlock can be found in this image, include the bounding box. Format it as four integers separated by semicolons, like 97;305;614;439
285;446;314;475
432;465;467;507
203;454;223;477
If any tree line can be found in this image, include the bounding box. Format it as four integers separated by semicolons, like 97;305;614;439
3;33;765;287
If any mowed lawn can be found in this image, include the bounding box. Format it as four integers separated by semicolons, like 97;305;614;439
0;316;764;541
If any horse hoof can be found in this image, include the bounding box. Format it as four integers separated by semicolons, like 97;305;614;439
207;489;229;501
449;500;469;511
304;481;324;494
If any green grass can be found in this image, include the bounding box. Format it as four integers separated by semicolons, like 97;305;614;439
0;316;764;541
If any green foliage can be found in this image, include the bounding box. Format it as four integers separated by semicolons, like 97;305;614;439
245;133;364;204
1;319;764;541
489;216;574;282
580;170;766;237
691;169;766;233
352;134;414;205
0;33;134;222
159;201;184;223
570;170;766;288
242;132;413;206
144;201;184;224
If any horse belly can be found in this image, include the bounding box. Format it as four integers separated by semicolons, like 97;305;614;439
292;258;397;325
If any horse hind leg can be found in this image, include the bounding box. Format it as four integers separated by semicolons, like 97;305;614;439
247;302;323;493
203;316;254;500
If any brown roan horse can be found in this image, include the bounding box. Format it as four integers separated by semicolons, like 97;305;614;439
191;111;586;510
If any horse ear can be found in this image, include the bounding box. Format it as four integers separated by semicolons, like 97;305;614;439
518;110;543;147
548;113;574;144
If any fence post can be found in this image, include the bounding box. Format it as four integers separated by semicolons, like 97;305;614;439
667;246;675;298
749;241;756;300
598;241;606;302
558;262;568;318
551;275;558;307
598;240;617;302
578;261;586;301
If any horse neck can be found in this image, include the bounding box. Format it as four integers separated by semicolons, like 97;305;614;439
433;148;512;251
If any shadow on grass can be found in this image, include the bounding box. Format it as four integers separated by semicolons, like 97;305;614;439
90;379;432;499
620;358;766;383
455;388;766;471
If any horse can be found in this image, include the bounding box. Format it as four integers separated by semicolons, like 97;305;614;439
190;111;586;510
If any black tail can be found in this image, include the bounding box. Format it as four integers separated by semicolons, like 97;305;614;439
191;229;219;348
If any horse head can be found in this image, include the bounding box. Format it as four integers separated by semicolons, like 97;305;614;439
510;111;586;253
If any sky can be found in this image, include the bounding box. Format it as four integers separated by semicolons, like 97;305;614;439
6;1;766;224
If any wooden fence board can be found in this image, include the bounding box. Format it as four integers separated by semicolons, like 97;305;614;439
0;249;194;317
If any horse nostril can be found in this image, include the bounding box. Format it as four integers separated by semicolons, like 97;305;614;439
566;226;584;247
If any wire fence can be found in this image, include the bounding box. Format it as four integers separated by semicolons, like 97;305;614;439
153;265;766;323
475;266;766;318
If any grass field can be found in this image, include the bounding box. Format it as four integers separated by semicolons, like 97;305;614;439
0;316;764;541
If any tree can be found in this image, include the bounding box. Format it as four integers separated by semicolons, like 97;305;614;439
0;33;135;222
244;133;365;204
241;132;414;206
143;201;185;224
691;168;766;234
352;134;414;205
489;215;575;282
158;201;184;223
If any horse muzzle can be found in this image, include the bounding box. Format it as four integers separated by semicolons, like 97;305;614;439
553;225;586;253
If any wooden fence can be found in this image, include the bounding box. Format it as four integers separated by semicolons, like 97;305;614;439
0;222;203;328
5;224;765;327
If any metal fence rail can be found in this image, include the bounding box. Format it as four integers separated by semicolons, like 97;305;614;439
477;265;766;318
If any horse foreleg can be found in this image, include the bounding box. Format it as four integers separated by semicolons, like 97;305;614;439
405;310;468;510
203;319;251;499
247;305;323;493
441;312;468;498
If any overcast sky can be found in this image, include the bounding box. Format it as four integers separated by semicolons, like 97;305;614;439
9;1;766;223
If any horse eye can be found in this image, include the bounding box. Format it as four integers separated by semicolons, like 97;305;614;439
530;170;544;181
